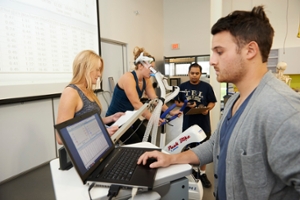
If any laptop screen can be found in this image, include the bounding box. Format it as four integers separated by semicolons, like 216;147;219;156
55;111;114;179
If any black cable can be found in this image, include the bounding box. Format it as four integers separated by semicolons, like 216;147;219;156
88;183;96;200
118;119;144;146
107;184;121;200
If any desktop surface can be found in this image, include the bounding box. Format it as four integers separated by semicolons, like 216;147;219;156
50;142;192;200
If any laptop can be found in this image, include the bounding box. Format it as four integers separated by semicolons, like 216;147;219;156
54;110;160;191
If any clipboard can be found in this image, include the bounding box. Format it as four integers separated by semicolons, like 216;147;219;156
186;107;209;115
111;110;137;127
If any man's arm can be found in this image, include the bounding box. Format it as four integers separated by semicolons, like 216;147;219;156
138;129;217;168
137;149;200;168
201;102;216;115
174;100;184;107
268;113;300;192
206;102;216;111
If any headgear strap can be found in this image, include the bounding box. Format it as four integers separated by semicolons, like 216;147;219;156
135;52;154;65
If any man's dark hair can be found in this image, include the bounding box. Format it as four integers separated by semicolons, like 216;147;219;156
211;5;274;63
189;63;202;73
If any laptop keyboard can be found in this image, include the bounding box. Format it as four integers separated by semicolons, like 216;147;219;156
102;148;144;182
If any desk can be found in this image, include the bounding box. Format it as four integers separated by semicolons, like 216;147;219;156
50;142;192;200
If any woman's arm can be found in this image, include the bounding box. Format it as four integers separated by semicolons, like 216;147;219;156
55;87;80;145
145;78;181;116
102;112;124;124
120;73;152;120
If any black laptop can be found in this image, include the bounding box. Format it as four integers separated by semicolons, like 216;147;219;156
54;110;160;191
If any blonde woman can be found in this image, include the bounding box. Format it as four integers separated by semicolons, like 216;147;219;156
56;50;123;145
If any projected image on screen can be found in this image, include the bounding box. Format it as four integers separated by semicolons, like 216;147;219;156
0;0;100;100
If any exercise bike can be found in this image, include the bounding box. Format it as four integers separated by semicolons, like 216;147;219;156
122;53;205;200
159;104;206;200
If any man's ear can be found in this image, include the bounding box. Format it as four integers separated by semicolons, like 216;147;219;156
245;41;259;60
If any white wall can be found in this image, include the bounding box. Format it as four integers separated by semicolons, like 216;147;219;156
222;0;300;49
0;99;56;182
98;0;164;70
163;0;211;57
163;0;300;57
163;0;300;56
100;40;126;92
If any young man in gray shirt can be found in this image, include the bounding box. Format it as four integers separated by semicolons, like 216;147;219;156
138;5;300;200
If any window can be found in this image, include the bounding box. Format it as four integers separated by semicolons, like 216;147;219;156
176;63;190;75
164;55;210;77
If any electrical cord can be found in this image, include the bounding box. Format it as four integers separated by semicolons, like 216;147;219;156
107;185;121;200
118;119;144;146
88;183;96;200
